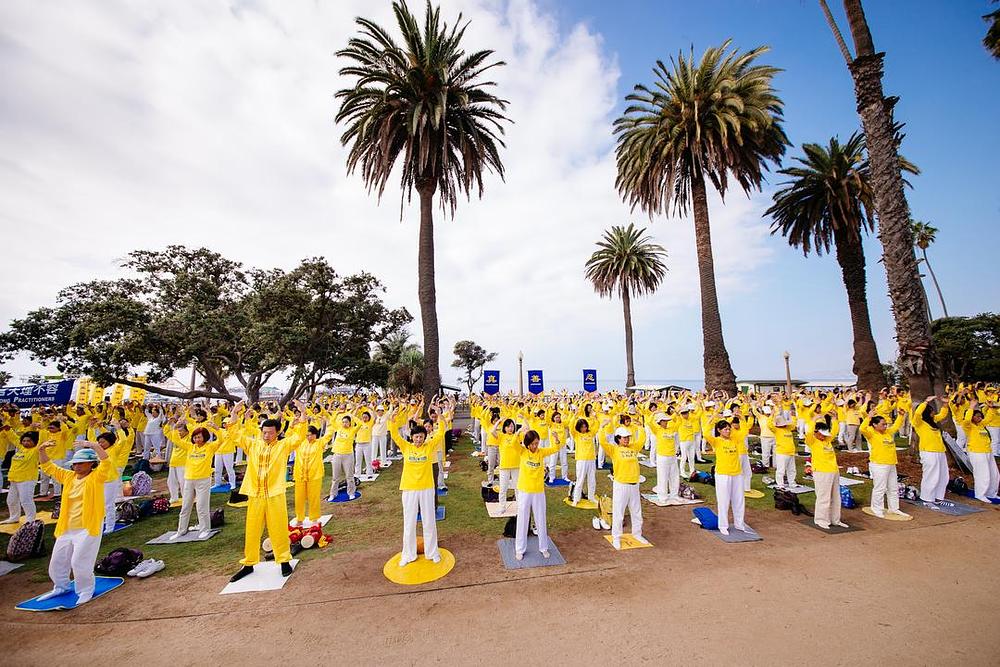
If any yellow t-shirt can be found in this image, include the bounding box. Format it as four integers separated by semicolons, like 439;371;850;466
805;421;839;474
704;431;741;476
8;443;40;483
911;402;947;453
394;429;443;491
517;444;559;493
498;432;521;469
66;477;87;531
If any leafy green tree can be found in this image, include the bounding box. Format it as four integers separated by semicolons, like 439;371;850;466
389;345;425;394
0;370;11;387
932;314;1000;383
451;340;497;394
0;247;409;405
584;223;667;389
614;40;787;394
767;133;918;393
336;0;510;408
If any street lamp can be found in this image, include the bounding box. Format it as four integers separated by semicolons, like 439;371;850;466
518;351;524;396
783;351;792;397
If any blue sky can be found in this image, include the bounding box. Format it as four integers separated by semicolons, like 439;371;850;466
0;0;997;391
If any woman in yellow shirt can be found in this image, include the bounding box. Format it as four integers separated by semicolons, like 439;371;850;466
805;415;846;529
492;419;522;508
388;418;443;567
702;419;747;535
911;397;949;502
546;410;571;484
353;408;375;478
956;401;1000;502
2;431;42;525
167;424;224;539
569;418;597;506
860;412;909;518
649;411;679;502
514;429;560;560
328;413;361;501
599;426;648;549
292;424;332;528
35;442;111;606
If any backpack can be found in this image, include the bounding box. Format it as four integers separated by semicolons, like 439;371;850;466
6;519;46;562
481;485;499;503
679;482;699;500
839;485;857;509
947;477;968;494
131;458;153;476
210;508;225;528
137;499;155;518
95;547;143;576
774;489;811;516
480;459;488;472
692;506;719;530
130;471;152;496
152;497;171;514
116;500;139;525
503;516;517;538
229;489;249;504
750;460;768;474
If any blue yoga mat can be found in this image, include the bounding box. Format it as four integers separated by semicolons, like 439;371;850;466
417;506;446;522
330;491;361;503
436;487;448;497
961;489;1000;504
210;484;231;494
692;506;719;530
17;577;124;612
497;536;566;569
109;522;132;534
545;478;571;487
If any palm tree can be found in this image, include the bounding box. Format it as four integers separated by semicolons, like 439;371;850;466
818;0;938;397
336;1;510;408
911;220;948;318
389;345;425;394
614;41;788;394
767;133;918;393
984;1;1000;59
585;223;668;389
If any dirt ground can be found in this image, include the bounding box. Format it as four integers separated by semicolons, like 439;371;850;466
3;496;999;666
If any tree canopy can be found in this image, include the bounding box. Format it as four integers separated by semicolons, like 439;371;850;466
451;340;497;394
932;313;1000;383
0;246;410;405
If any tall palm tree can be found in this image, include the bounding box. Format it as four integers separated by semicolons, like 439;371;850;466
911;220;948;318
767;133;918;393
614;40;788;394
818;0;938;397
336;1;510;408
584;223;668;389
984;1;1000;59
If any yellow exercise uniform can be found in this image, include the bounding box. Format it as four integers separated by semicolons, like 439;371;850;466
390;425;444;564
805;418;842;528
860;413;906;516
293;431;332;524
234;423;306;566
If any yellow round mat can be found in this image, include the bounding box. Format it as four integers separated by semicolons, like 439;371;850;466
563;497;598;510
744;489;765;499
862;506;913;521
383;548;455;585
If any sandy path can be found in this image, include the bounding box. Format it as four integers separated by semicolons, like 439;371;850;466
3;500;999;666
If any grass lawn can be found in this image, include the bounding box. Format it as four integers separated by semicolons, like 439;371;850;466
2;431;893;582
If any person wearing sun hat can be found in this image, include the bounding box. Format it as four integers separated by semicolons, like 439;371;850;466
371;404;389;465
599;425;647;549
649;410;679;501
35;441;112;606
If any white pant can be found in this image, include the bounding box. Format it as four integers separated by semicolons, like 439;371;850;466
167;466;184;503
103;479;121;532
956;427;968;449
759;437;775;467
401;488;439;564
740;453;752;489
813;471;841;527
498;468;519;502
48;529;102;598
354;442;373;476
572;460;596;503
679;440;696;477
646;427;657;465
988;426;1000;456
715;473;746;532
696;432;706;457
546;443;568;481
869;463;900;513
797;419;807;440
143;432;165;459
919;451;949;502
178;477;212;533
6;480;37;522
486;446;499;479
969;452;1000;501
611;481;642;540
330;453;356;497
213;452;236;487
372;433;388;462
515;491;549;555
775;454;796;488
40;459;65;496
843;425;860;451
655;455;680;500
436;447;446;488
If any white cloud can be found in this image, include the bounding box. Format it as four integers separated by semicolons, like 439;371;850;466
0;0;774;390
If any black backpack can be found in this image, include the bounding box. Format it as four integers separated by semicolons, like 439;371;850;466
774;489;811;516
116;500;139;525
210;508;225;528
95;547;143;576
481;485;499;503
947;477;968;494
503;516;517;538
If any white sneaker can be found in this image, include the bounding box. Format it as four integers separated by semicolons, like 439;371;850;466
430;553;441;564
540;550;550;559
870;509;886;518
515;553;523;561
718;526;730;535
0;517;19;525
288;518;300;528
302;519;314;529
127;559;150;577
74;593;93;606
632;535;650;545
889;509;909;518
816;522;831;530
197;530;212;540
36;587;68;601
833;521;849;528
611;537;621;550
169;530;186;541
137;560;165;578
734;524;750;533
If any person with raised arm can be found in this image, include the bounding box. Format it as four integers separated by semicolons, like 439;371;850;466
387;406;443;566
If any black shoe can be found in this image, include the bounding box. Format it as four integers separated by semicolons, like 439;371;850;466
280;562;293;577
230;565;254;582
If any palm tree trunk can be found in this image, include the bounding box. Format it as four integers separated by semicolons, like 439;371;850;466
622;285;636;391
818;0;853;64
839;0;938;398
922;248;949;318
691;172;737;395
417;181;441;410
832;225;885;392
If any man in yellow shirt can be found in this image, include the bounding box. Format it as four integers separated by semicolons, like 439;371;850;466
36;442;111;606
